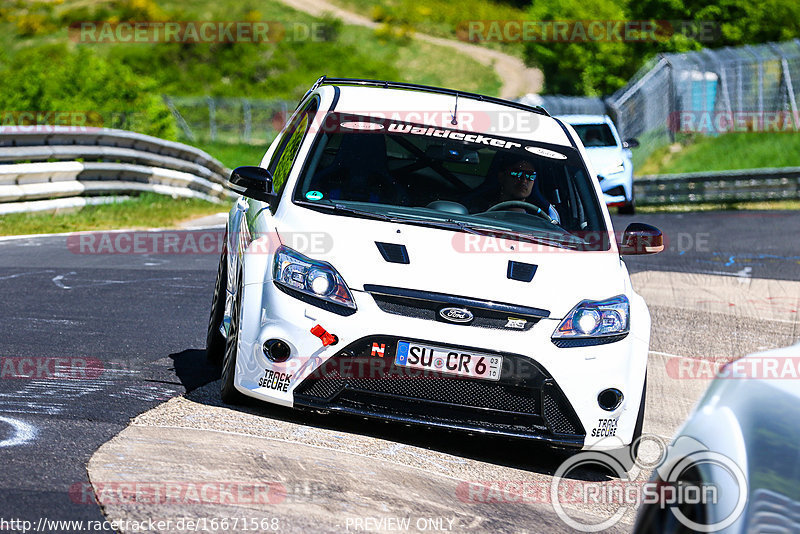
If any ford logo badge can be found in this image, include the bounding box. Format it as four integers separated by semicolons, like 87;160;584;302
438;307;474;323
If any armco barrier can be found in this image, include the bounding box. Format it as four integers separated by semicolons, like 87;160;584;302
0;126;238;214
635;167;800;205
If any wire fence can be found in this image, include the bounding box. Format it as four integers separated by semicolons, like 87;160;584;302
516;40;800;166
163;96;292;145
518;94;606;116
606;39;800;161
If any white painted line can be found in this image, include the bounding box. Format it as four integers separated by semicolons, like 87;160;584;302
0;270;55;281
0;224;227;243
0;416;37;448
52;272;75;290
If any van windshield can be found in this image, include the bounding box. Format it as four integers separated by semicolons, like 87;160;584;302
293;113;609;250
571;123;618;148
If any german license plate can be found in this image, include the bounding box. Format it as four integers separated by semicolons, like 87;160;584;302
395;341;502;381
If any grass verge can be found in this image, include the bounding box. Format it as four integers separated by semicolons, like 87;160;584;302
328;0;524;56
638;132;800;175
637;200;800;213
0;194;225;236
194;142;269;169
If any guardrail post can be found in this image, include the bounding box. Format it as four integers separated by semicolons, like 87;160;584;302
163;96;195;142
207;97;217;142
243;100;252;144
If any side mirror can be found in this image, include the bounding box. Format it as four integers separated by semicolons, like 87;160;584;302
622;138;639;149
230;166;277;205
619;223;663;255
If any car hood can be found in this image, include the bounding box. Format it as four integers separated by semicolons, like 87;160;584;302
585;147;624;174
273;206;627;319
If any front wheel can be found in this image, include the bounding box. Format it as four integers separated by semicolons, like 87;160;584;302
609;375;647;473
618;190;636;215
220;275;246;404
206;243;228;365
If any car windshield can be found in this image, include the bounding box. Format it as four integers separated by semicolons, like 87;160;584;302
572;123;618;148
293;113;609;250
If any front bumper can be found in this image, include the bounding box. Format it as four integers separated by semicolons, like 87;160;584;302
293;335;585;447
600;170;633;206
233;280;650;449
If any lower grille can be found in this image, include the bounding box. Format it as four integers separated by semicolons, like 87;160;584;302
552;333;628;348
294;336;585;442
605;185;626;197
543;382;581;434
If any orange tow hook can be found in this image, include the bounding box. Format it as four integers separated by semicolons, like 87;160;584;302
310;324;338;346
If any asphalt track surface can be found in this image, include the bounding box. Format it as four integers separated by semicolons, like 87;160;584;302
0;210;798;532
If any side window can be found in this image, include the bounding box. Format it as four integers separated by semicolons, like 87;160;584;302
267;98;319;194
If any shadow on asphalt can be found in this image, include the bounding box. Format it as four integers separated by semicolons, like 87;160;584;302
177;353;615;483
169;348;220;392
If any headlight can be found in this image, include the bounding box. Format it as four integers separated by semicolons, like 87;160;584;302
273;246;356;309
605;159;625;175
552;295;629;339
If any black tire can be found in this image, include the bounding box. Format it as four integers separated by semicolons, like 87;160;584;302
630;374;647;457
206;244;228;365
220;275;246;404
632;467;707;534
618;190;636;215
606;374;647;473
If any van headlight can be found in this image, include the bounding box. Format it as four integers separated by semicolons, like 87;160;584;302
273;246;356;309
552;295;629;339
605;159;625;175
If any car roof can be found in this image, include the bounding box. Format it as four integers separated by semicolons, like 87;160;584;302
317;84;575;147
557;114;612;125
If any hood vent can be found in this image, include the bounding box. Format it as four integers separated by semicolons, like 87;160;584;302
375;242;410;264
507;261;537;282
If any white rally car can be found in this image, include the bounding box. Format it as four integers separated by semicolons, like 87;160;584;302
206;77;663;453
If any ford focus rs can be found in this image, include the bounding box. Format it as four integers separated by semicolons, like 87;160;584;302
206;77;663;454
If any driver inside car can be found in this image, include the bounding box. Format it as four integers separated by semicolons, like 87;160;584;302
468;155;561;224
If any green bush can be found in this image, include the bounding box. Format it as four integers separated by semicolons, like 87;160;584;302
107;35;398;99
524;0;800;95
0;44;177;139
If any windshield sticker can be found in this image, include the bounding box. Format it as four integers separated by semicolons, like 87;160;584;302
340;121;384;131
305;190;324;201
387;122;522;150
524;146;567;159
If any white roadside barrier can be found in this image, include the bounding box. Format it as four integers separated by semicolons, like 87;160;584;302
0;126;239;214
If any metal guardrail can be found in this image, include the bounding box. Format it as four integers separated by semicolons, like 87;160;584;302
635;167;800;205
0;126;236;214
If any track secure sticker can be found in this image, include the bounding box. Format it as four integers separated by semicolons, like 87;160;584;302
258;369;292;392
591;418;618;438
305;190;323;201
